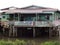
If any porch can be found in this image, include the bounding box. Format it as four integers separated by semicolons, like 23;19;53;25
14;21;52;27
0;13;59;38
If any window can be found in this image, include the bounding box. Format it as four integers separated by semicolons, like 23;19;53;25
3;16;5;18
14;17;18;20
0;18;1;20
58;18;60;19
38;15;49;21
24;16;36;21
46;15;49;20
58;16;60;19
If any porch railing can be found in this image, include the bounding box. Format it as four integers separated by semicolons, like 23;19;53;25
3;21;52;27
14;21;33;26
35;21;52;27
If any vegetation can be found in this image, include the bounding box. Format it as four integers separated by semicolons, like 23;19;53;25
0;39;36;45
41;41;60;45
0;39;59;45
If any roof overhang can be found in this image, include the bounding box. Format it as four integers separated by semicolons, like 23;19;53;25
0;5;59;14
1;9;58;14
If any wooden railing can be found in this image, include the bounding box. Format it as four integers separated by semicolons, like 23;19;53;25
13;21;52;27
35;21;52;27
14;21;33;26
2;21;52;27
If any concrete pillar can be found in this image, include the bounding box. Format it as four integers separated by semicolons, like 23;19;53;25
33;27;35;38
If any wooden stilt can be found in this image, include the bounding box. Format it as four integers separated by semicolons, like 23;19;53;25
55;27;58;36
13;26;15;37
53;27;57;36
15;27;17;37
9;28;10;37
56;26;59;36
59;29;60;39
49;27;52;38
9;25;12;37
57;26;60;39
13;26;17;37
9;30;11;37
3;28;5;35
33;27;35;38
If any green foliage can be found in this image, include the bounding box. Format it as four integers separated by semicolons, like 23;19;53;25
0;39;26;45
41;41;60;45
0;39;59;45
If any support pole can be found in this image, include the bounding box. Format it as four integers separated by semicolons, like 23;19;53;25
3;27;5;36
13;26;15;37
56;26;59;36
9;25;11;37
9;24;12;37
33;27;35;38
49;27;52;38
58;30;60;40
13;26;17;37
57;26;59;36
15;27;17;37
58;26;60;39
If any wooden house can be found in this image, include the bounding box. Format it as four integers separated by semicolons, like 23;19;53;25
0;5;60;38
